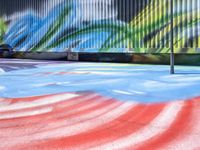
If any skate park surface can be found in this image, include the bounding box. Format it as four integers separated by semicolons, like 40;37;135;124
1;58;200;150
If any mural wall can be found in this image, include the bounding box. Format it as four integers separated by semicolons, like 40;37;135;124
0;0;200;53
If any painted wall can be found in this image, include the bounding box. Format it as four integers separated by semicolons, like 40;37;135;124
0;0;200;53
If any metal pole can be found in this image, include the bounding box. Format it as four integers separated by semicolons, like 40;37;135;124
170;0;175;74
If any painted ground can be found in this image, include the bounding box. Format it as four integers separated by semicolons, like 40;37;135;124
1;58;200;150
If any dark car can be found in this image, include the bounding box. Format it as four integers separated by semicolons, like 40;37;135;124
0;44;13;58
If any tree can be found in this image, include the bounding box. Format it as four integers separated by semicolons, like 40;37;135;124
0;18;7;44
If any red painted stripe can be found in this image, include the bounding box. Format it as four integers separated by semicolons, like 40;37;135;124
131;100;194;150
0;93;97;116
1;93;200;150
0;95;119;138
29;103;165;149
0;93;88;127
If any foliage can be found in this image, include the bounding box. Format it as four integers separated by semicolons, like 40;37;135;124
0;18;6;44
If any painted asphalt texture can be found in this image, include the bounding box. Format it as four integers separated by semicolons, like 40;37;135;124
1;59;200;150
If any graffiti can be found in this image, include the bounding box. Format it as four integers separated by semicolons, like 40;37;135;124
0;0;199;53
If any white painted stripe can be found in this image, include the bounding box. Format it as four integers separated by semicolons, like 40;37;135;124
165;134;200;150
0;86;5;91
0;107;53;119
90;72;117;75
0;93;79;112
130;90;146;95
89;102;184;150
0;68;5;73
164;109;200;150
113;90;133;95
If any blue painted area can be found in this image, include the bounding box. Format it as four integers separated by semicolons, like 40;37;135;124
1;60;200;103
